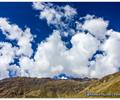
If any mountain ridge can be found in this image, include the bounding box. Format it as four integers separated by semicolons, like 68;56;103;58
0;72;120;98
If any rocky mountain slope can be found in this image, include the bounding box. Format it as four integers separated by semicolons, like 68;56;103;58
0;77;94;98
0;72;120;98
72;72;120;98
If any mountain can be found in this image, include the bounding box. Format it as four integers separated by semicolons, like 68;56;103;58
53;73;71;80
0;72;120;98
0;77;94;98
72;72;120;98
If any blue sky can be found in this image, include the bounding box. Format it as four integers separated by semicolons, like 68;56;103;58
0;2;120;79
0;2;120;42
0;2;120;51
0;3;117;49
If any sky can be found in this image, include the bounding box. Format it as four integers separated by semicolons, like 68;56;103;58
0;2;120;79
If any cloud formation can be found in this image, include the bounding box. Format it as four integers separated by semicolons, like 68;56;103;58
0;2;120;79
33;2;77;36
0;18;34;57
0;18;34;79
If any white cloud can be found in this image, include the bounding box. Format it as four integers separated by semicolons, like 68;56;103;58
16;28;33;57
33;30;67;77
0;18;22;40
0;42;16;79
8;64;21;77
0;3;120;79
88;29;120;78
32;2;120;78
80;14;95;20
33;2;62;25
0;18;34;57
40;8;61;25
51;65;64;75
33;2;76;25
82;16;109;40
33;2;46;10
63;5;77;17
33;2;77;37
64;32;100;77
0;18;34;79
24;31;99;78
19;56;34;77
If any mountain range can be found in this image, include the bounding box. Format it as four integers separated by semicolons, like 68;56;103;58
0;72;120;98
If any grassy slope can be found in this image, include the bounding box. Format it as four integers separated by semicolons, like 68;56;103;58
0;72;120;98
0;77;92;98
25;79;92;98
72;72;120;98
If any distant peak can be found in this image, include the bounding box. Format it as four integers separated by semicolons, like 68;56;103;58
53;73;71;80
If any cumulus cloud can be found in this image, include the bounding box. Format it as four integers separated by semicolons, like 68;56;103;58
0;2;120;79
0;18;34;79
0;42;16;79
18;30;99;78
33;30;67;77
33;2;77;36
33;2;76;25
0;18;34;57
31;2;120;78
84;29;120;78
82;16;109;40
